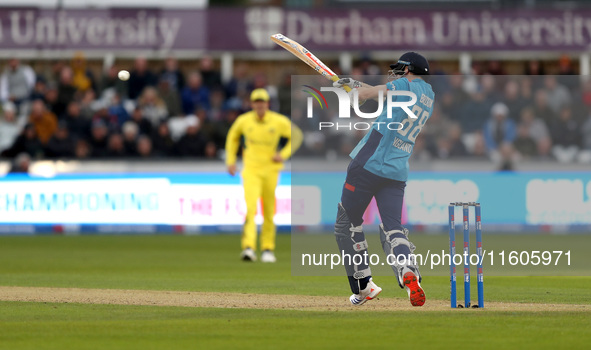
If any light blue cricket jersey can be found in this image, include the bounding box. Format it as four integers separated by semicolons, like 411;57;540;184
349;77;435;182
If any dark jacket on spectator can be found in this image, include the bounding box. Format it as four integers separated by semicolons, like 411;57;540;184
551;119;581;147
55;83;77;117
152;131;175;157
175;132;207;157
181;86;210;115
1;125;44;158
46;132;75;158
128;70;157;100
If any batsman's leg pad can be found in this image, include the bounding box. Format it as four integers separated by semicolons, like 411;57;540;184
379;224;421;288
334;203;372;294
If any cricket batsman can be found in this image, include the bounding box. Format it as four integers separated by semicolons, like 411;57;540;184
332;52;434;306
225;88;302;263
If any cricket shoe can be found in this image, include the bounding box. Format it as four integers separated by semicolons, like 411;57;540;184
402;267;425;307
240;248;257;262
349;278;382;306
261;250;276;263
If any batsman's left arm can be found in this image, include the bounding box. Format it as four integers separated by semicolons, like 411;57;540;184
357;84;389;101
333;78;388;102
279;119;303;161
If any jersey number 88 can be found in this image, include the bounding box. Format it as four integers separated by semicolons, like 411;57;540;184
397;104;430;142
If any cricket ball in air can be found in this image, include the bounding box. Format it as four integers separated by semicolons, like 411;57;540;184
118;70;130;81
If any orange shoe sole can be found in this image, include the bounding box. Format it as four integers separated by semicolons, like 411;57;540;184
403;272;426;307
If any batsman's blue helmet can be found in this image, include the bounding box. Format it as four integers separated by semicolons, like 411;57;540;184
390;52;430;76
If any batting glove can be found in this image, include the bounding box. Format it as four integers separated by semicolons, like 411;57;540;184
333;78;362;89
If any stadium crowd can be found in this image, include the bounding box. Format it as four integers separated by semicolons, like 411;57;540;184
1;54;591;171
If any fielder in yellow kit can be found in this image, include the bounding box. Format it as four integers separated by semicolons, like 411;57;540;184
225;88;302;263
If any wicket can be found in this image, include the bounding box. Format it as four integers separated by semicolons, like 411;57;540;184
448;202;483;308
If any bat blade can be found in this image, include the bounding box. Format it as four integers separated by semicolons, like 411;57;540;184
271;33;351;92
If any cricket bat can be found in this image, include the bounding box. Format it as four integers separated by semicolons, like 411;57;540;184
270;33;351;92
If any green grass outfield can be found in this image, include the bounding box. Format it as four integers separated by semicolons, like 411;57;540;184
0;234;590;349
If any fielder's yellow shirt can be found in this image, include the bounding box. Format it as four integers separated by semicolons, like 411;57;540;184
225;110;302;171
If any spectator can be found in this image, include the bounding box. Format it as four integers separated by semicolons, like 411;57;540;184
63;101;90;140
1;123;44;159
471;132;488;158
130;107;153;136
200;56;222;90
89;119;109;158
49;60;67;85
525;60;544;75
410;136;431;162
160;56;184;93
503;80;527;121
175;115;207;157
122;121;139;156
277;73;292;116
70;52;95;92
204;141;217;159
74;139;91;159
138;87;168;125
128;57;157;100
137;135;153;158
581;79;591;108
519;77;534;106
45;121;75;158
92;106;118;132
30;78;47;102
0;102;25;153
497;142;516;171
157;79;182;117
544;76;571;114
582;114;591;150
208;89;227;121
107;94;131;128
551;107;581;162
513;125;537;158
106;133;127;158
9;153;31;174
557;55;577;91
483;102;517;152
151;121;175;157
524;60;545;79
181;72;210;115
486;60;505;75
480;75;501;104
439;73;469;121
28;99;58;144
225;62;251;99
55;67;78;117
99;65;127;97
443;123;468;158
79;89;98;119
533;90;556;126
44;84;59;115
519;107;551;157
0;58;36;108
457;91;491;133
197;107;229;151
